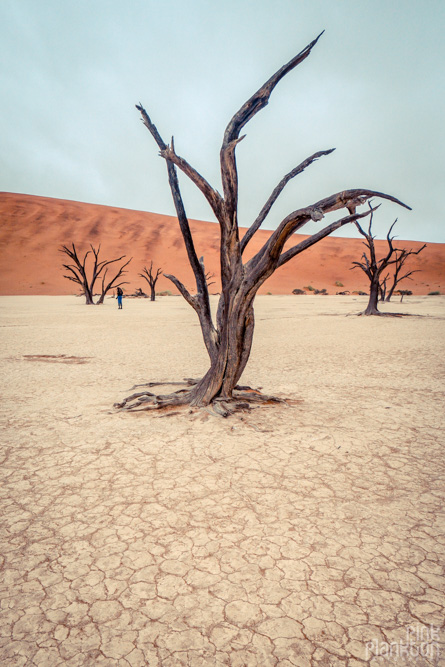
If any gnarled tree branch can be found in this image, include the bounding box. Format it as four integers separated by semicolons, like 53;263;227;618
159;140;224;221
136;103;216;344
240;148;335;253
246;190;410;284
136;104;209;297
277;206;377;268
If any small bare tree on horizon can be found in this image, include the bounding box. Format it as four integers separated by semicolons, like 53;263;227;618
60;243;132;305
139;262;163;301
116;32;410;414
351;209;416;315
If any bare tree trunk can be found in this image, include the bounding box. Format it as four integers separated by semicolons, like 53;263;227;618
362;279;381;316
385;283;396;302
189;293;254;406
84;288;94;305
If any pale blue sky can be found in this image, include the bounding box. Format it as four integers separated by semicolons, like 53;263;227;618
1;0;444;242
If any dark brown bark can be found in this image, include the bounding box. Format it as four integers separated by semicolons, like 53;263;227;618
60;243;131;305
120;34;411;411
363;280;381;316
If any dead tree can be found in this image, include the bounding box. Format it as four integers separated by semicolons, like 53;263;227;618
60;243;132;305
385;244;426;301
398;290;412;302
351;210;405;315
116;33;410;413
139;262;163;301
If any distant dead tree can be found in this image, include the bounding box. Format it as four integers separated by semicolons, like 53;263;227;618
116;32;409;413
397;289;413;302
384;244;426;301
60;243;132;305
139;262;163;301
351;209;410;315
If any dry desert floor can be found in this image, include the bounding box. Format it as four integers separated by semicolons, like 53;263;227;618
1;294;444;666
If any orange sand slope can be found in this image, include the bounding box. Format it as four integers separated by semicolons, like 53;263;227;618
0;192;443;295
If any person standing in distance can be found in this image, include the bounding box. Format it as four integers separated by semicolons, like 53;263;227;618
116;286;123;309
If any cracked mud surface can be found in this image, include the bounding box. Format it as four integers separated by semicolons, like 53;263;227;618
1;295;444;665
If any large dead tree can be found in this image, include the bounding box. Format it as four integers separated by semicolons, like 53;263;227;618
116;33;410;413
351;209;407;315
384;244;426;301
139;262;163;301
60;243;132;305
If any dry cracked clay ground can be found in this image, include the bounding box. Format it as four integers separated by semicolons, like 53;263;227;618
1;295;444;666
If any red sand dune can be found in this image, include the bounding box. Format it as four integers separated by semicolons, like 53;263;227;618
0;192;443;296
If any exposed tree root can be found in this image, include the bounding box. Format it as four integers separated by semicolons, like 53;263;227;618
114;379;289;416
357;311;408;317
